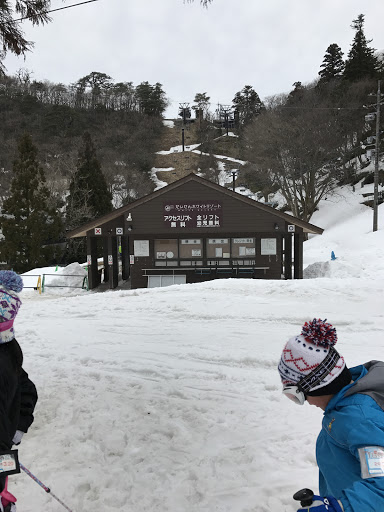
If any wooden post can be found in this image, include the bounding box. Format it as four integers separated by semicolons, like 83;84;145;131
121;235;130;281
103;240;109;283
86;237;99;290
294;233;303;279
284;234;292;280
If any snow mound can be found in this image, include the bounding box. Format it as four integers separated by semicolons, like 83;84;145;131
303;261;331;278
44;263;87;292
304;258;361;279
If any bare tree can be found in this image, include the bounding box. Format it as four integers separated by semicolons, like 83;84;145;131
243;106;344;222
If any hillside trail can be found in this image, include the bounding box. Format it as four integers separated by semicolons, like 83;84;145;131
153;119;244;185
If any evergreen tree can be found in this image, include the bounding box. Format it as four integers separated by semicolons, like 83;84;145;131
75;71;113;109
0;1;51;72
286;81;306;106
318;43;345;83
193;92;210;117
232;85;264;126
0;134;62;272
66;132;112;230
135;81;167;117
65;132;112;263
151;83;168;117
344;14;378;81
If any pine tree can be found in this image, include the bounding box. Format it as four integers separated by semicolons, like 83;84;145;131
66;132;112;229
232;85;264;126
193;92;210;117
0;134;62;272
0;1;51;72
286;81;305;106
135;82;167;117
318;43;345;83
344;14;378;81
65;132;112;262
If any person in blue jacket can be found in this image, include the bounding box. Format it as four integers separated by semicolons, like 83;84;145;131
278;318;384;512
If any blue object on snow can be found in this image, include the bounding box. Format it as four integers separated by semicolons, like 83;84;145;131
331;251;337;261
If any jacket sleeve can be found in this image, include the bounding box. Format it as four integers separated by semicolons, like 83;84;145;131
17;369;38;434
0;371;15;451
340;418;384;512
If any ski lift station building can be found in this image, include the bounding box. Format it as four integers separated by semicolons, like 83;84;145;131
67;174;323;290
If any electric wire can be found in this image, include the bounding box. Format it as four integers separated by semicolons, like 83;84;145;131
11;0;100;23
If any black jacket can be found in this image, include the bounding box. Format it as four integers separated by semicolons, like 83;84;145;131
0;341;38;451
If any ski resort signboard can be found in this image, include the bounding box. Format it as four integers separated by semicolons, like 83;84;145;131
163;201;222;228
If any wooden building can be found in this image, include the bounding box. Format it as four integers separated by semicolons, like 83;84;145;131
67;174;323;290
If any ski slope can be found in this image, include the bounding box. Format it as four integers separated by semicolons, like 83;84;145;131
11;184;384;512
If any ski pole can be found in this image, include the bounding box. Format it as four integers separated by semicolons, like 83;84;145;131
293;488;314;507
20;463;74;512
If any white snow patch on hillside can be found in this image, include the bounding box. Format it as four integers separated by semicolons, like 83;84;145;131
150;167;175;190
157;143;201;155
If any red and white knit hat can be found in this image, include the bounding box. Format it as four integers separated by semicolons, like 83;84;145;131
278;319;350;395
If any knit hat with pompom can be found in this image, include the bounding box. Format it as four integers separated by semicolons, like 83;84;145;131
278;318;352;396
0;271;23;344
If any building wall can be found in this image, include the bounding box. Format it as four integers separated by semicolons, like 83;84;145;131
129;233;284;289
86;180;303;289
124;180;286;234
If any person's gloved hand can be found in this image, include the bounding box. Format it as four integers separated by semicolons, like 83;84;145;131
297;495;343;511
12;431;24;446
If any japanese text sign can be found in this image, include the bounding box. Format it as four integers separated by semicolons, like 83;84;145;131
163;201;222;228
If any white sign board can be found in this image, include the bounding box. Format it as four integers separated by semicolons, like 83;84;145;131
94;228;102;235
87;255;92;265
130;255;135;265
108;255;113;265
288;225;295;233
116;227;123;235
233;238;254;244
134;240;150;257
261;238;277;255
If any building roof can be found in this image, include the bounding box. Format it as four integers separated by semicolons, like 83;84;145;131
67;173;323;238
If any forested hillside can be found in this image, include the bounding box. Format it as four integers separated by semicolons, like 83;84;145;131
0;72;167;204
1;13;383;271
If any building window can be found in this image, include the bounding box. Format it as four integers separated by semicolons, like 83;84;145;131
180;239;203;258
207;238;230;258
148;275;186;288
154;239;178;259
232;238;256;257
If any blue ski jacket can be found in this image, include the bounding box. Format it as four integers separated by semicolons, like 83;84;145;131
317;361;384;512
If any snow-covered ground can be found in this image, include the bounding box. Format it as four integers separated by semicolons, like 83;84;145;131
10;186;384;512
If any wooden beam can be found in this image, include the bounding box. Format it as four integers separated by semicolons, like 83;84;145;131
86;237;99;290
121;235;130;281
294;233;303;279
284;234;292;280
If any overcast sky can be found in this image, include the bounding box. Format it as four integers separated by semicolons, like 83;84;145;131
4;0;384;118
